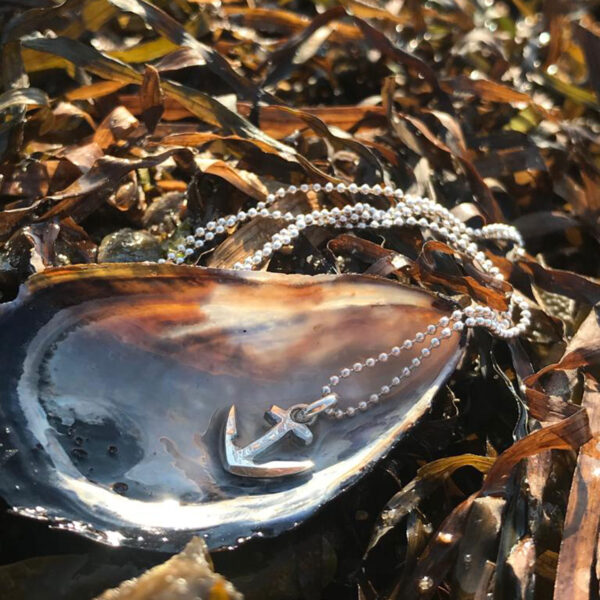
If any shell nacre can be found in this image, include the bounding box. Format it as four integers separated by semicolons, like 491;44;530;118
0;264;464;551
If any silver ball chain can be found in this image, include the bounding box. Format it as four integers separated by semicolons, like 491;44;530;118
159;182;530;421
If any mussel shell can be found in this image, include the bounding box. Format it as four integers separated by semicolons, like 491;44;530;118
0;264;464;551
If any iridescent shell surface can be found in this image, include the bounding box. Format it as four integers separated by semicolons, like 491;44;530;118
0;264;464;551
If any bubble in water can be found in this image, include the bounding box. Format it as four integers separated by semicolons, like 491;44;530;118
418;576;434;593
112;482;128;495
70;447;88;460
437;531;454;543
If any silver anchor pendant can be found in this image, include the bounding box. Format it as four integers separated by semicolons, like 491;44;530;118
223;394;338;478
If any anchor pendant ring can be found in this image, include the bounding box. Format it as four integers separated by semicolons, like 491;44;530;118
292;394;339;424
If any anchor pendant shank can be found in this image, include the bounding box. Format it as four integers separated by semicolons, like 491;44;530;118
223;405;315;478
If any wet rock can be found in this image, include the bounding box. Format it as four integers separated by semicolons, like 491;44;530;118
0;233;34;301
142;192;185;234
98;229;162;263
0;553;143;600
94;537;241;600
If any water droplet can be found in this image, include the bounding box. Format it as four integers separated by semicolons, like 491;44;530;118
437;531;454;543
418;576;434;592
174;578;188;594
463;553;472;569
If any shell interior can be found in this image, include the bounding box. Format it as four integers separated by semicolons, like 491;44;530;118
0;264;464;551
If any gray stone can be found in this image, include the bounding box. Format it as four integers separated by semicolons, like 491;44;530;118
98;228;162;263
